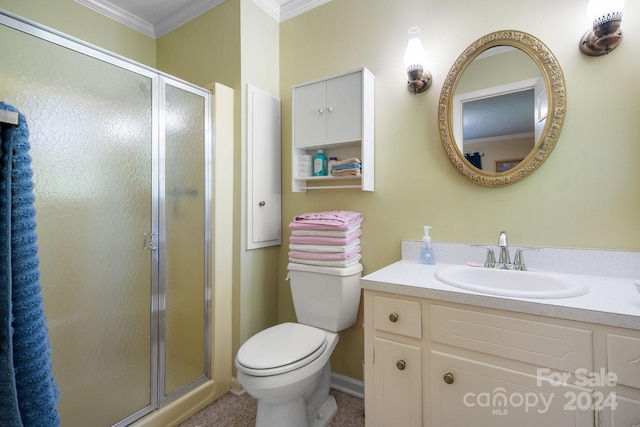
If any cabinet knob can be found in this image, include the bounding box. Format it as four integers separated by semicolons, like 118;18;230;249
258;201;266;207
396;360;406;371
443;372;455;384
317;108;324;114
326;106;333;113
388;312;399;323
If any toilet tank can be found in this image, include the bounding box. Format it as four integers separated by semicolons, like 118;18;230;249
287;263;363;332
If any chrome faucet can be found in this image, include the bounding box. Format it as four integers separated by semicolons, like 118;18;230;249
476;231;541;271
498;231;510;265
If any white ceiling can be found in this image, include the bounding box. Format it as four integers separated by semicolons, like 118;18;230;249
74;0;329;38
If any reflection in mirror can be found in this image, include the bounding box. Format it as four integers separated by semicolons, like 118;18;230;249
438;31;566;186
454;47;545;172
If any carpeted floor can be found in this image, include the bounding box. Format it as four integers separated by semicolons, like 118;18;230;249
178;388;364;427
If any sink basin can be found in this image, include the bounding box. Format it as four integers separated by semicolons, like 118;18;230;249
434;265;588;299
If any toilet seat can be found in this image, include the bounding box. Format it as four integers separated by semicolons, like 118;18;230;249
236;322;327;377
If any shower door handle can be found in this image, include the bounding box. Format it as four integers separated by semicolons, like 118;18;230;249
143;232;158;251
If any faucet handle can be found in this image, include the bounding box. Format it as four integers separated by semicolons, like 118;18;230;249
513;247;542;271
471;245;496;268
484;247;496;268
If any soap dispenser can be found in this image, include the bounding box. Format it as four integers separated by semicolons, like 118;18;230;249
418;226;436;265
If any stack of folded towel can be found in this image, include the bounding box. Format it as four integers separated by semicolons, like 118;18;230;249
331;158;362;177
288;211;363;267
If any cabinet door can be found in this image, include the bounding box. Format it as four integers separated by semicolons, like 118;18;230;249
293;80;326;148
373;337;422;427
431;351;594;426
326;72;362;144
247;85;281;249
610;395;640;427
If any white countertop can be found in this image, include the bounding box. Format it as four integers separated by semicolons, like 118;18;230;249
361;260;640;330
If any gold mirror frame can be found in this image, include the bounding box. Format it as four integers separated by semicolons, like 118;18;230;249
438;30;566;186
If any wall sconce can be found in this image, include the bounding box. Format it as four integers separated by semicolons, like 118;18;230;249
404;27;432;94
580;0;625;56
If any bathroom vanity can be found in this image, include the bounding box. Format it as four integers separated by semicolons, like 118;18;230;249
362;260;640;427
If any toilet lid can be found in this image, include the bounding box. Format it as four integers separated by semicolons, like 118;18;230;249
236;323;327;376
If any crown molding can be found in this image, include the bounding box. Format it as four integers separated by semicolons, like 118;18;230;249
76;0;329;38
75;0;156;37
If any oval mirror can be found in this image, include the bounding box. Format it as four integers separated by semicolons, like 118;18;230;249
438;30;566;186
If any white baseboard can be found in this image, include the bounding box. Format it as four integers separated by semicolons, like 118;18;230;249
330;372;364;399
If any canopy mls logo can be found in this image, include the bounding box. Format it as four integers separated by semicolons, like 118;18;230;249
463;387;554;415
461;368;619;416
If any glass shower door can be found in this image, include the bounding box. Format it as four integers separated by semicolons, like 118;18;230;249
161;80;209;399
0;21;156;426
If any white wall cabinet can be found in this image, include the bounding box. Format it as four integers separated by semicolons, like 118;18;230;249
363;291;640;427
291;68;374;192
247;85;281;249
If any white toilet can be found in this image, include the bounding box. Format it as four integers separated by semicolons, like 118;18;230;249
235;262;363;427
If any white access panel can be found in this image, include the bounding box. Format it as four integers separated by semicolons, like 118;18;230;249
247;85;281;249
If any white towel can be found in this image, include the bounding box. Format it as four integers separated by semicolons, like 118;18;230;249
290;224;361;238
288;240;360;253
288;254;362;268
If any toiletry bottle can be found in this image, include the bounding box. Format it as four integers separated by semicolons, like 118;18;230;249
418;226;436;265
313;149;327;176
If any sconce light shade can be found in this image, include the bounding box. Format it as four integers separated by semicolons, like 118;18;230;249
580;0;625;56
404;27;432;94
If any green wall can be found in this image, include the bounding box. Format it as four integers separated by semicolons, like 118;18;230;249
279;0;640;379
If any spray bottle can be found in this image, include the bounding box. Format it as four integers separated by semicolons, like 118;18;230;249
418;226;436;265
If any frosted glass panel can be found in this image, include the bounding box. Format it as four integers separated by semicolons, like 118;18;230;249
0;24;153;426
163;84;206;395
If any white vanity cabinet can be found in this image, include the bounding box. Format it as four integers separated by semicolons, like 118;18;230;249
291;68;374;192
363;290;640;427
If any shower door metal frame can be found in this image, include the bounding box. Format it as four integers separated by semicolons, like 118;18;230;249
156;76;213;407
0;10;212;427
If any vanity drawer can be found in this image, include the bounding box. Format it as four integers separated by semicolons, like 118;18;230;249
374;296;421;339
607;333;640;389
430;305;593;373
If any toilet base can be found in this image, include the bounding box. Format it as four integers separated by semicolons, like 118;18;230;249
310;394;338;427
255;393;337;427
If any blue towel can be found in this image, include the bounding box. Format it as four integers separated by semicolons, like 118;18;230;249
0;102;60;427
332;162;361;171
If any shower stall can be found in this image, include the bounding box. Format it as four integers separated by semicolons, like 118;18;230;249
0;12;212;427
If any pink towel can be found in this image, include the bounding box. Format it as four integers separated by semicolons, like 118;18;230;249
289;229;362;245
289;211;363;231
288;245;361;260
